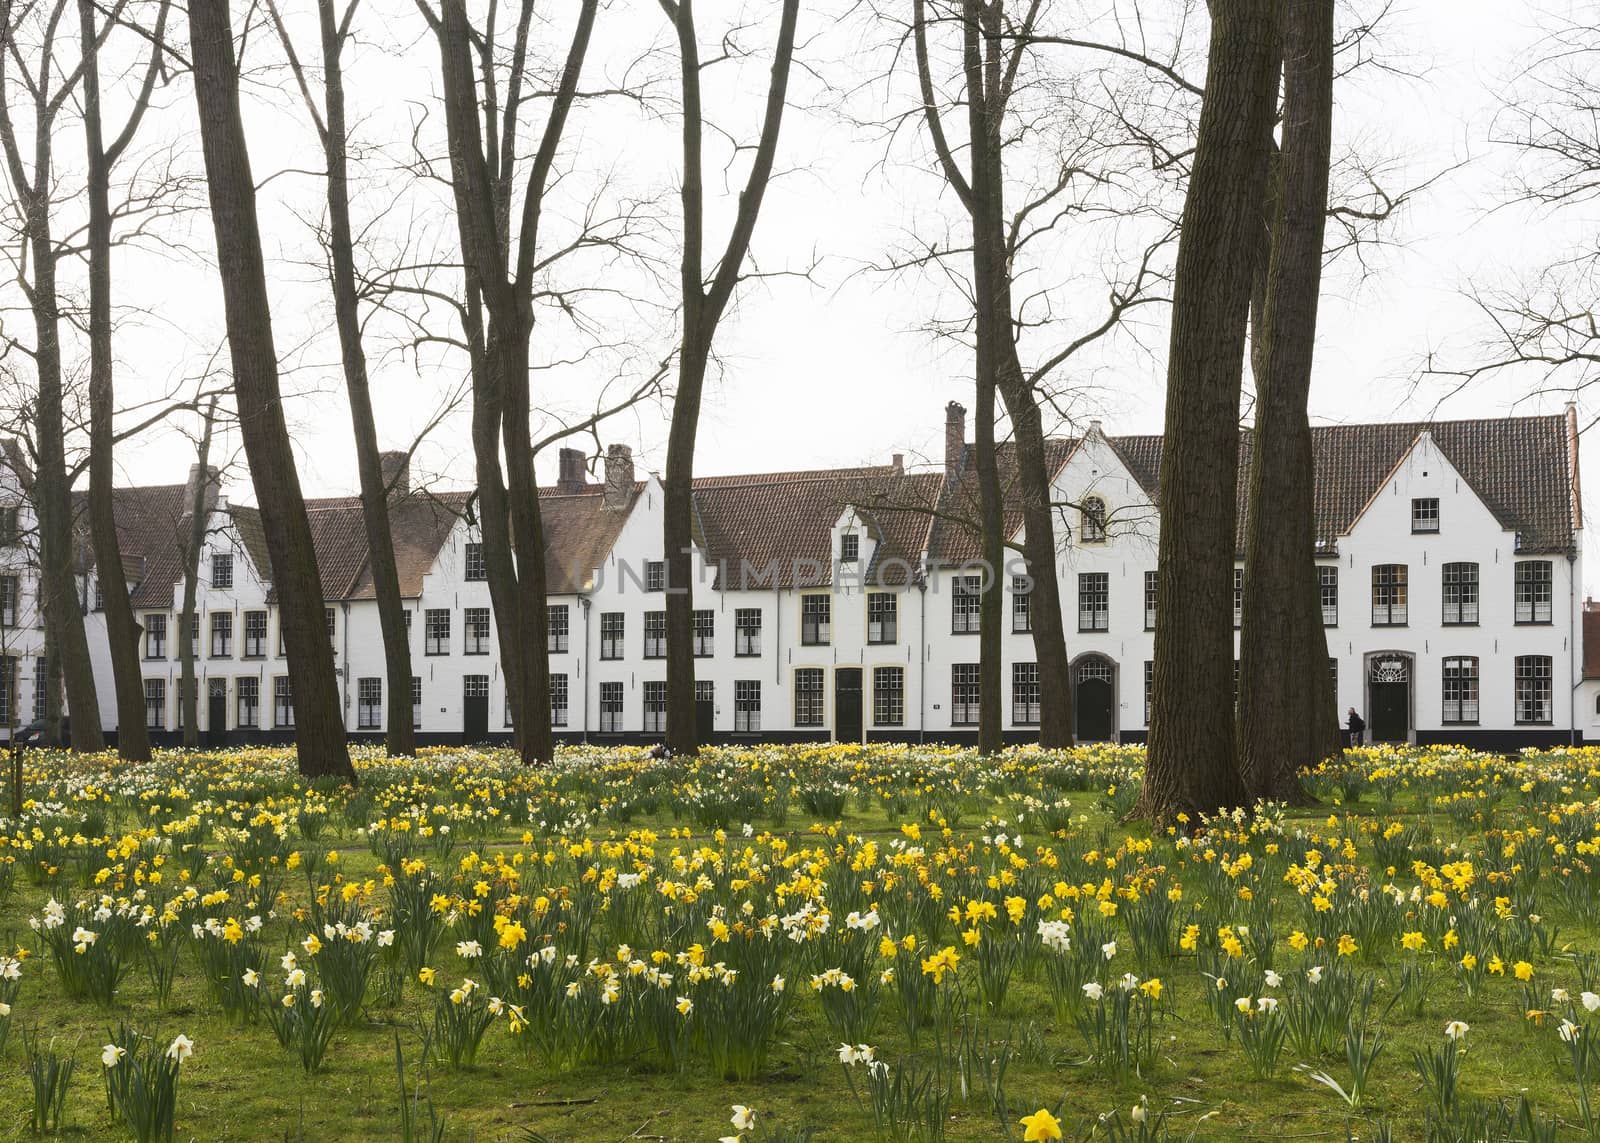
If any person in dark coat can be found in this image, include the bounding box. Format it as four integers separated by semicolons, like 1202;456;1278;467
1346;707;1365;747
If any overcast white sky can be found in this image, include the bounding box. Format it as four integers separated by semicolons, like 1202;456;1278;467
13;0;1598;587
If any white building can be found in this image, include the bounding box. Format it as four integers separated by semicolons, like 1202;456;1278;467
0;405;1586;748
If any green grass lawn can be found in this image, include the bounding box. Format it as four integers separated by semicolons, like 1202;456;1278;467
0;741;1594;1142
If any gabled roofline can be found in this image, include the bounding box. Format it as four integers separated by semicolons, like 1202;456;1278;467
1338;426;1520;544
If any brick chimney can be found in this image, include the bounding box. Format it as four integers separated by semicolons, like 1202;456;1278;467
182;463;221;520
944;401;966;482
380;450;409;498
604;444;634;510
557;447;586;494
891;453;904;477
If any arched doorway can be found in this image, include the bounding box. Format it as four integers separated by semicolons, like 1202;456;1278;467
1073;654;1117;742
1365;652;1414;744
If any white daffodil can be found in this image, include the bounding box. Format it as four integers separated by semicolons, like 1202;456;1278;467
731;1106;756;1131
101;1044;126;1068
167;1034;194;1063
1444;1020;1470;1041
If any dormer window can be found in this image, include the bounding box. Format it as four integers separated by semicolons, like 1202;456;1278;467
840;533;859;563
1411;497;1439;534
1080;496;1106;543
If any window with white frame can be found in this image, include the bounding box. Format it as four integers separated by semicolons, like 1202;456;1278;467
1012;575;1032;633
550;674;569;727
1144;570;1158;631
358;677;382;729
464;542;486;581
463;674;489;700
211;552;233;589
0;575;17;627
735;608;762;656
243;611;267;658
180;612;199;658
274;676;294;728
424;608;451;655
840;532;859;563
873;666;903;727
643;681;666;733
643;611;666;658
411;676;422;730
1441;657;1478;724
144;678;165;729
600;612;624;659
0;505;16;545
1411;497;1440;533
1371;564;1408;626
644;560;665;592
548;604;569;653
236;677;259;728
734;680;761;733
464;607;491;655
868;592;897;644
1079;496;1106;543
952;575;982;634
794;668;824;727
599;681;624;733
1144;660;1154;725
1319;565;1338;626
325;608;336;645
1515;655;1553;724
211;612;232;658
1078;572;1109;632
801;594;831;645
951;663;979;726
145;613;167;659
1515;561;1553;624
32;657;45;722
1012;662;1040;725
1441;562;1479;625
693;610;715;657
1232;567;1244;628
0;657;12;724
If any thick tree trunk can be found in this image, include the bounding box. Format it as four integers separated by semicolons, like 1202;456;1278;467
77;0;146;759
178;406;215;750
663;332;709;756
187;0;353;782
1138;0;1280;824
1239;0;1337;800
315;0;414;758
28;210;104;754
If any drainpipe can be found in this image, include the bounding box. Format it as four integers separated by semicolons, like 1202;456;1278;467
917;577;927;743
341;600;351;737
1570;550;1581;746
580;595;592;744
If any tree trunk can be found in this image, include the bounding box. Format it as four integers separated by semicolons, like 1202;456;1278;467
660;0;800;756
1238;0;1337;801
1137;0;1280;824
27;203;104;754
178;403;215;750
315;0;415;758
187;0;354;782
77;0;148;760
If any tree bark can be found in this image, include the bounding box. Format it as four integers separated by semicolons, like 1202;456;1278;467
177;402;215;750
1138;0;1280;824
1238;0;1337;800
660;0;800;755
312;0;415;757
187;0;354;781
78;0;163;762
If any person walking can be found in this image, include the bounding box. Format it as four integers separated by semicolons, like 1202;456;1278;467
1346;707;1365;747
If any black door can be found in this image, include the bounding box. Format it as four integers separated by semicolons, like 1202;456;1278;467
207;681;227;747
835;668;863;743
463;692;488;743
1370;681;1409;742
695;698;715;741
1074;661;1115;742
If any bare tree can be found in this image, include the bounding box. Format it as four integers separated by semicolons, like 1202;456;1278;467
266;0;415;757
660;0;801;756
186;0;354;781
416;0;599;765
1237;0;1337;802
78;0;171;763
1137;0;1279;824
0;0;108;750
